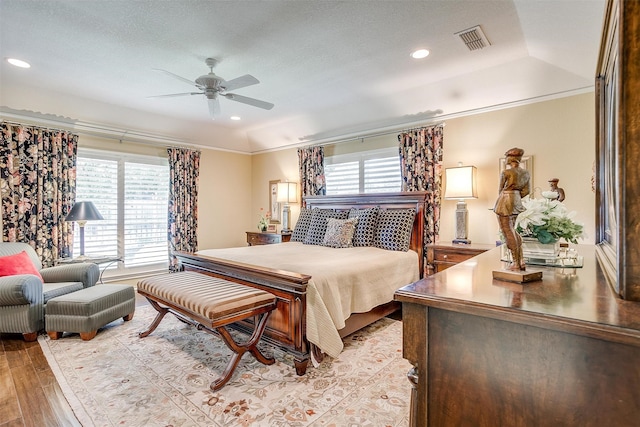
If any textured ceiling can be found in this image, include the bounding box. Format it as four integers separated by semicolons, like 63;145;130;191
0;0;606;153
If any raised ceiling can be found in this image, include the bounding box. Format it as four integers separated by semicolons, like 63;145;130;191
0;0;605;153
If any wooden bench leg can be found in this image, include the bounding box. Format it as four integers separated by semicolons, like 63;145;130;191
210;311;275;391
138;298;170;338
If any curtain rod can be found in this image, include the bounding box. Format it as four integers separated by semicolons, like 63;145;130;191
292;121;446;149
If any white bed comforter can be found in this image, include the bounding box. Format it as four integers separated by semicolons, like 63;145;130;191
197;242;419;358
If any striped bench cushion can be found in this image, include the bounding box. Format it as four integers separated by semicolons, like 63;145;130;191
137;272;275;322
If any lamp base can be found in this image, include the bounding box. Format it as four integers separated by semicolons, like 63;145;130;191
452;238;471;245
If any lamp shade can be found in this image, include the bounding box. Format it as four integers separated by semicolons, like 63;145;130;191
276;182;298;204
444;166;478;200
65;201;104;222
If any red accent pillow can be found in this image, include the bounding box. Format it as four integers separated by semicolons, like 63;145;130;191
0;250;44;281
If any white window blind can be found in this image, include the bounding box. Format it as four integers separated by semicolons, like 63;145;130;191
325;147;401;195
74;149;169;276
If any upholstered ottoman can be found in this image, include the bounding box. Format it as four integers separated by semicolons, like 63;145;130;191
46;284;135;341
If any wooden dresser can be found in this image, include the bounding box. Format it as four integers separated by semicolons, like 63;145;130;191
426;242;495;275
246;231;291;246
395;245;640;427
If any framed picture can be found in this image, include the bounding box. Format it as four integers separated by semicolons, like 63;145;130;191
499;155;533;187
267;224;277;233
269;180;281;224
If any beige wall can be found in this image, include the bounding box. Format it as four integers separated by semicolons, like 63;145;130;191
249;93;596;246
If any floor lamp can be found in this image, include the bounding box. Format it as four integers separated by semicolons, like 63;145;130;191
444;164;477;244
65;201;104;259
277;182;298;233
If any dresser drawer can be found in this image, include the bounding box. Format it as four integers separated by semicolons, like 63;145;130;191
433;251;475;264
246;232;290;246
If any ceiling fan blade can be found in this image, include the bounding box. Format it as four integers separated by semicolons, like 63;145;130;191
146;92;202;99
220;74;259;91
208;97;220;119
224;93;274;110
152;68;197;87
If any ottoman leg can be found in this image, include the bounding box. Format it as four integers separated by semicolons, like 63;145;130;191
123;311;135;321
47;331;62;340
80;331;97;341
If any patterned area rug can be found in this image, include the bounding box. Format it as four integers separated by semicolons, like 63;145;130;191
38;305;411;426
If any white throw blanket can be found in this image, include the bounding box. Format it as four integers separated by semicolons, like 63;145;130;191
197;242;419;358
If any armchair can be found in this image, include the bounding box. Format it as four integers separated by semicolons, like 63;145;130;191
0;242;99;341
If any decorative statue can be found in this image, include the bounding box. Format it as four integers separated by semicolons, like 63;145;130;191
494;147;531;271
548;178;565;202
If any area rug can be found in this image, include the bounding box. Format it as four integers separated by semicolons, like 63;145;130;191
38;304;411;426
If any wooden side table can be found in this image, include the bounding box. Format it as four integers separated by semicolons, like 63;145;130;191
426;242;495;276
246;231;292;246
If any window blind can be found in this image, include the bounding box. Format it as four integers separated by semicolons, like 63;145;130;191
325;148;401;194
74;149;169;276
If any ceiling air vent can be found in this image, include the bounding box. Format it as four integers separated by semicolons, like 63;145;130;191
455;25;491;51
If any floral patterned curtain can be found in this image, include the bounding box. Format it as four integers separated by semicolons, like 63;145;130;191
398;125;444;250
0;122;77;267
297;146;325;206
167;147;200;272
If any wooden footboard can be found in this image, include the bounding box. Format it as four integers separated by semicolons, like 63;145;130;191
176;191;428;375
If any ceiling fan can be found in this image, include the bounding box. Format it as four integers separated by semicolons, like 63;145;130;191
149;57;274;119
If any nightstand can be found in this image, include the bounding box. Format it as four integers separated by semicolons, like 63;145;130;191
246;231;292;246
426;243;495;276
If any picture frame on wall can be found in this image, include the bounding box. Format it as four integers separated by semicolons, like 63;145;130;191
269;180;281;224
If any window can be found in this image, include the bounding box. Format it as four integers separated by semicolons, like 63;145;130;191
74;148;169;277
325;147;401;194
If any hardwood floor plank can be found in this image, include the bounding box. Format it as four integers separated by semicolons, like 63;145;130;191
2;337;30;369
11;364;59;427
0;418;25;427
42;383;81;427
0;354;22;425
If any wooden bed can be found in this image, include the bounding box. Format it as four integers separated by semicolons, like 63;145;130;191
175;191;428;375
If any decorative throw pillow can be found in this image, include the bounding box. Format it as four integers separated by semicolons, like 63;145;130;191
304;208;349;245
373;208;416;251
348;206;380;247
0;250;44;281
291;207;313;242
322;217;359;248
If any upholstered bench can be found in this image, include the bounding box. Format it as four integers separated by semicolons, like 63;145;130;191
137;271;277;391
46;284;135;341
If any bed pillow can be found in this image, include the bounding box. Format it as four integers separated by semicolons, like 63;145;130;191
291;207;313;242
322;217;358;248
373;208;416;251
0;250;44;281
348;206;379;247
304;208;349;245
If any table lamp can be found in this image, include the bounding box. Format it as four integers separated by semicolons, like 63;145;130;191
444;164;477;244
277;182;298;233
65;201;104;258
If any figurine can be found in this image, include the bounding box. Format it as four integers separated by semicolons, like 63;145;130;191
494;147;531;271
548;178;565;202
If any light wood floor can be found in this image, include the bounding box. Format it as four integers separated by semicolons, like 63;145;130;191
0;293;149;426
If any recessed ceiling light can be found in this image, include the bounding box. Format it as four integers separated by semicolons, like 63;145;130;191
230;116;241;121
7;58;31;68
411;49;430;59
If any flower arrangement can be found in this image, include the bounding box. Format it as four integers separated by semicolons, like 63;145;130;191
515;193;586;244
257;208;270;231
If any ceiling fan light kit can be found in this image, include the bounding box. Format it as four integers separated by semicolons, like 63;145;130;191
149;57;274;119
